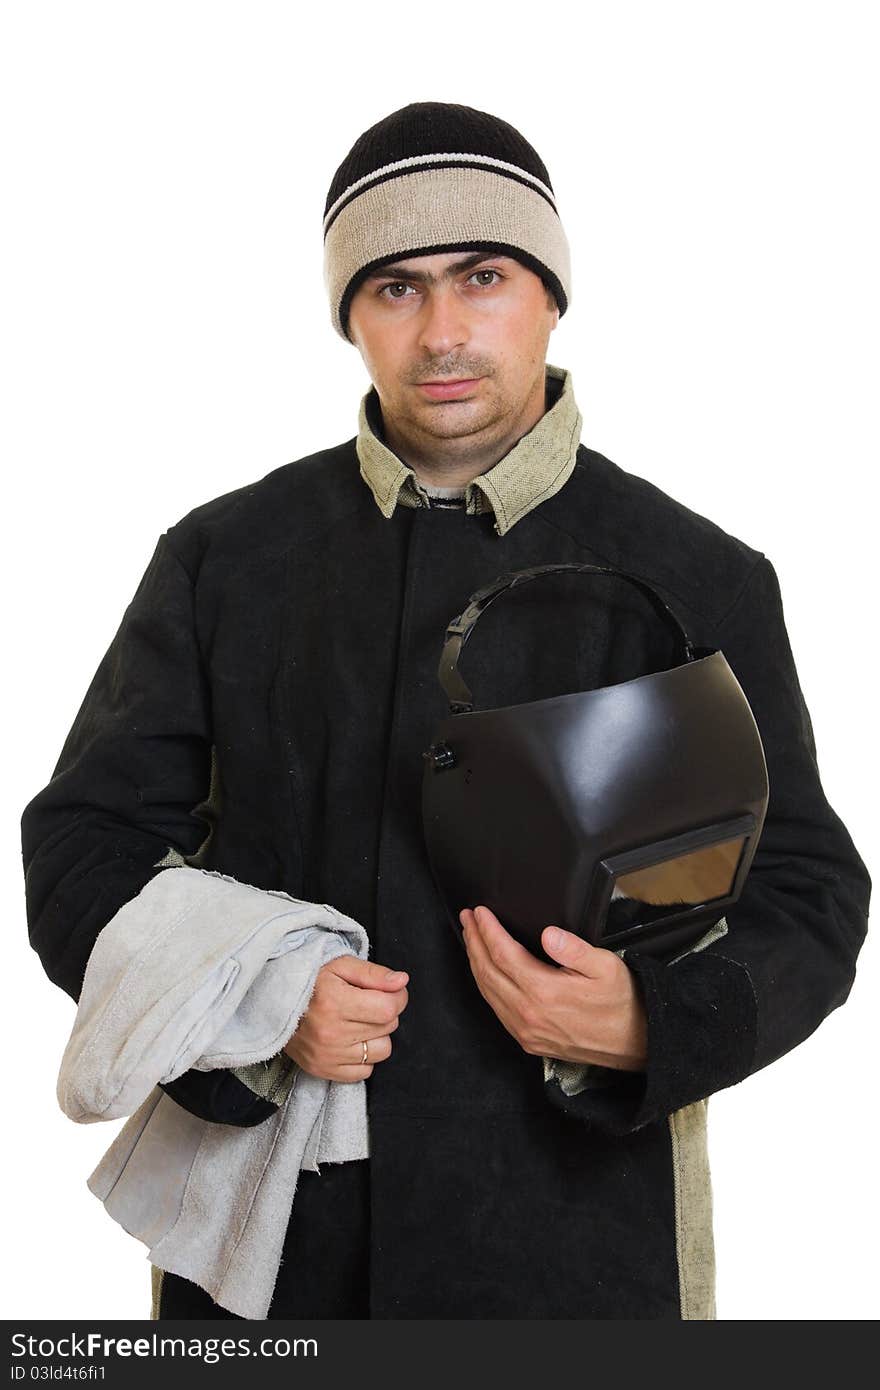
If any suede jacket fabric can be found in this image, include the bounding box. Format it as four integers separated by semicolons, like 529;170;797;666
21;363;871;1319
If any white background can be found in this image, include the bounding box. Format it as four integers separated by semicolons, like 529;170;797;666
3;1;877;1322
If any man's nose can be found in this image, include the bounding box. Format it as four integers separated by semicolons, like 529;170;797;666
417;288;470;359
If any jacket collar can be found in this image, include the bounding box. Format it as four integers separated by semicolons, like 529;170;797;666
355;363;583;537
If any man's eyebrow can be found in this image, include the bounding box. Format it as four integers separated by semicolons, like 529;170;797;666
364;253;506;284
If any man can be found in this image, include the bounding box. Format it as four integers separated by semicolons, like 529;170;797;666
21;102;871;1320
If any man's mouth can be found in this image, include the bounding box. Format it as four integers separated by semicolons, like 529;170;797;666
416;378;483;400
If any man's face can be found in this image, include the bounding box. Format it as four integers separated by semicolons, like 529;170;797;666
346;251;559;450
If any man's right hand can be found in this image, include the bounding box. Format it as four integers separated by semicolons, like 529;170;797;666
283;957;410;1082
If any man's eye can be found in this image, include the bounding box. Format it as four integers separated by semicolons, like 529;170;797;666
379;282;414;300
469;269;501;287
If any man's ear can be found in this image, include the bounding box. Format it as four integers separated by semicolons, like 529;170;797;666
544;284;560;330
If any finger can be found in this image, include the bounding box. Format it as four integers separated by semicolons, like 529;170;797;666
336;982;409;1028
465;905;554;986
460;911;526;1015
339;1034;392;1069
339;1015;402;1049
540;925;607;977
290;1028;394;1082
325;956;409;990
459;930;530;1044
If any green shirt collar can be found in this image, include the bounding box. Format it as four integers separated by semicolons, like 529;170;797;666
355;363;583;537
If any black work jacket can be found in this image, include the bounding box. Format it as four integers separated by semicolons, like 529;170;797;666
21;429;871;1319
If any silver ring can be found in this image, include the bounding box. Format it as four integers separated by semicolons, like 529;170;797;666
361;1039;369;1065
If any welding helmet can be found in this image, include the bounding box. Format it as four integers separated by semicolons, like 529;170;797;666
421;562;769;962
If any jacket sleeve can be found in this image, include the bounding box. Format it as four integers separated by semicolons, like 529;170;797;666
20;529;283;1128
543;555;872;1136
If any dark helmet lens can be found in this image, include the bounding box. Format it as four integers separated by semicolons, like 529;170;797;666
602;833;748;936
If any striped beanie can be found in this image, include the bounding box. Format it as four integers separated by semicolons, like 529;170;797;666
323;102;572;343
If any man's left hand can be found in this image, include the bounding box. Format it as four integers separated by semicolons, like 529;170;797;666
459;905;648;1072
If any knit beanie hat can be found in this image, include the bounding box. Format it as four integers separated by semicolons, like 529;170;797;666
323;101;572;343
